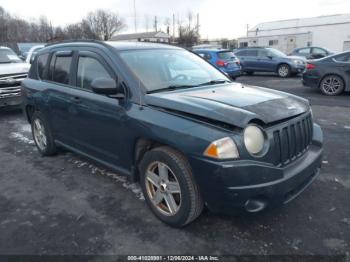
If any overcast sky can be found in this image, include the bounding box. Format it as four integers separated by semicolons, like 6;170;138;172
1;0;350;39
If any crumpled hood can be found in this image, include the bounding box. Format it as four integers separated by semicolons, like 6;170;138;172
0;62;30;76
145;83;310;128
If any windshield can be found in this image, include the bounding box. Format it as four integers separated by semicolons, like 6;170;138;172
0;49;22;63
268;48;287;58
119;49;229;93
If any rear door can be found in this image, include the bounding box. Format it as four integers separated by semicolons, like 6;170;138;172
256;49;276;72
45;49;76;145
236;49;257;71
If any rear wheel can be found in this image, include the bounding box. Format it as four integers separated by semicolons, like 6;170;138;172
31;111;57;156
277;64;291;78
139;146;203;227
319;75;345;96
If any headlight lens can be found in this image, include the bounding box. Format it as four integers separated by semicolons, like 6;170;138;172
204;137;239;159
244;125;265;155
293;59;304;65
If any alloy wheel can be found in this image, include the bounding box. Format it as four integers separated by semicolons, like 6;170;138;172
321;76;342;95
145;161;182;216
278;65;289;77
33;118;47;151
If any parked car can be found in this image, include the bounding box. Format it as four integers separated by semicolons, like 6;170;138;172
25;45;45;64
302;51;350;96
22;41;323;227
234;47;306;77
193;49;241;79
290;47;334;60
0;46;30;108
17;42;44;60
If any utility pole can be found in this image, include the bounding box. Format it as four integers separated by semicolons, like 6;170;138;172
173;13;175;40
246;24;249;37
133;0;137;32
154;16;158;32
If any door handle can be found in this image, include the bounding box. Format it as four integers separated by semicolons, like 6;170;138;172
70;96;81;104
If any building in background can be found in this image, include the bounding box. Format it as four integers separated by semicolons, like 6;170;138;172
110;31;170;43
238;14;350;54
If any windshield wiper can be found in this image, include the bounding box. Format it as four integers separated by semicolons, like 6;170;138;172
147;84;198;94
198;79;231;86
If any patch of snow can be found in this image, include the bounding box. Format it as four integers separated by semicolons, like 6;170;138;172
70;159;144;200
9;132;34;145
344;126;350;129
19;124;32;133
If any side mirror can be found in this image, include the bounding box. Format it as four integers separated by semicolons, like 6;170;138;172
91;77;121;96
267;55;273;60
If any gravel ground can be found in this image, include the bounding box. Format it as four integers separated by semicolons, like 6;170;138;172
0;74;349;258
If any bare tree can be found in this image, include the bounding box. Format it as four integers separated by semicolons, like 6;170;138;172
164;17;171;34
84;9;126;40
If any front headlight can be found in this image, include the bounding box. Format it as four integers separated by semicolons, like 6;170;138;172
293;59;304;65
244;125;266;155
204;137;239;159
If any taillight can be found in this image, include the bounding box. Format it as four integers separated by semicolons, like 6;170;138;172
306;63;316;70
216;60;227;67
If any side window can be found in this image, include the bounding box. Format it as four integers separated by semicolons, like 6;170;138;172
77;56;111;90
258;49;269;57
246;50;257;56
334;53;350;62
235;50;247;56
37;53;49;80
298;48;311;55
312;48;327;56
52;55;72;85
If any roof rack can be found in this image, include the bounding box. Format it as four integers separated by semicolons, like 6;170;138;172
44;39;105;47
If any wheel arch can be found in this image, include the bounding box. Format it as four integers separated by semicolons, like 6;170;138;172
133;137;189;182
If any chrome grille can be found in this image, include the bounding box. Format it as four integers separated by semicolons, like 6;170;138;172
272;113;313;166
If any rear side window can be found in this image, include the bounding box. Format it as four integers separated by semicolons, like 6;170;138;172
37;53;49;80
245;50;258;56
77;56;111;90
334;53;350;62
52;56;72;85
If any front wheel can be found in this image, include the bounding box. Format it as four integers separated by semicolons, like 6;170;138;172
319;75;345;96
277;64;291;78
139;147;203;227
31;111;57;156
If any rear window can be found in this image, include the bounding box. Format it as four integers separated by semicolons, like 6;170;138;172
52;56;72;85
37;53;49;80
217;51;235;59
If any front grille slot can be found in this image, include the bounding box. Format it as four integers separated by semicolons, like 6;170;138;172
272;114;313;166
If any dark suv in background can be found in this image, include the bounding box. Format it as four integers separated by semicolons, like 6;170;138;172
290;46;334;60
22;41;323;227
234;47;306;77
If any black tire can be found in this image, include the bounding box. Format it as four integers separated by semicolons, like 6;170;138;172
139;146;203;227
31;111;57;156
319;75;345;96
277;64;291;78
